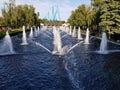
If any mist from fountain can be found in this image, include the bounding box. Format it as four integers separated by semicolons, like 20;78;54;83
0;31;14;55
84;28;89;44
21;26;28;45
78;27;83;40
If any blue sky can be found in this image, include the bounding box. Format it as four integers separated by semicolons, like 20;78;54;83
0;0;91;21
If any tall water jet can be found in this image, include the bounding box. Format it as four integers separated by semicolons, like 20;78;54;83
29;27;33;39
99;32;108;54
69;26;72;35
65;26;69;34
84;28;90;44
78;27;83;40
21;26;28;45
72;26;76;37
37;26;40;35
52;26;57;53
0;31;14;55
52;26;62;55
57;29;62;52
34;27;38;37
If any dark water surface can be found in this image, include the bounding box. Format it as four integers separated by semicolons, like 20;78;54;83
0;30;120;90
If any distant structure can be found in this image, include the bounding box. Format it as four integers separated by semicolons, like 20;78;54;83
44;5;61;21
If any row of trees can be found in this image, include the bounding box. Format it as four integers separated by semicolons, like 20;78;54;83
68;0;120;39
1;3;65;29
1;4;40;28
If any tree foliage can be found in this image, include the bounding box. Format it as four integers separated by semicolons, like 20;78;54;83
2;4;40;28
91;0;104;25
92;0;120;37
91;0;103;10
99;0;120;36
68;4;95;27
0;17;4;25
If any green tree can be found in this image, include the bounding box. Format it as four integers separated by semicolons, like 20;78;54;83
68;4;95;27
99;0;120;38
2;9;10;26
91;0;103;10
2;0;16;27
2;4;40;28
0;17;4;25
91;0;104;25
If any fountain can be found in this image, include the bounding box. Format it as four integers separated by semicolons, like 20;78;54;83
65;26;69;34
69;26;72;35
29;27;33;39
98;32;108;54
31;27;83;56
84;28;89;44
37;27;40;35
77;27;83;40
21;26;28;45
52;26;62;55
90;32;120;54
72;26;76;37
29;26;118;56
52;26;84;55
1;23;120;90
34;27;38;37
0;31;14;55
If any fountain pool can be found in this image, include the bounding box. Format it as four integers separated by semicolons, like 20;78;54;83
0;28;120;90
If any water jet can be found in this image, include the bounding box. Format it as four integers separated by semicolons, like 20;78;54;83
21;26;28;45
